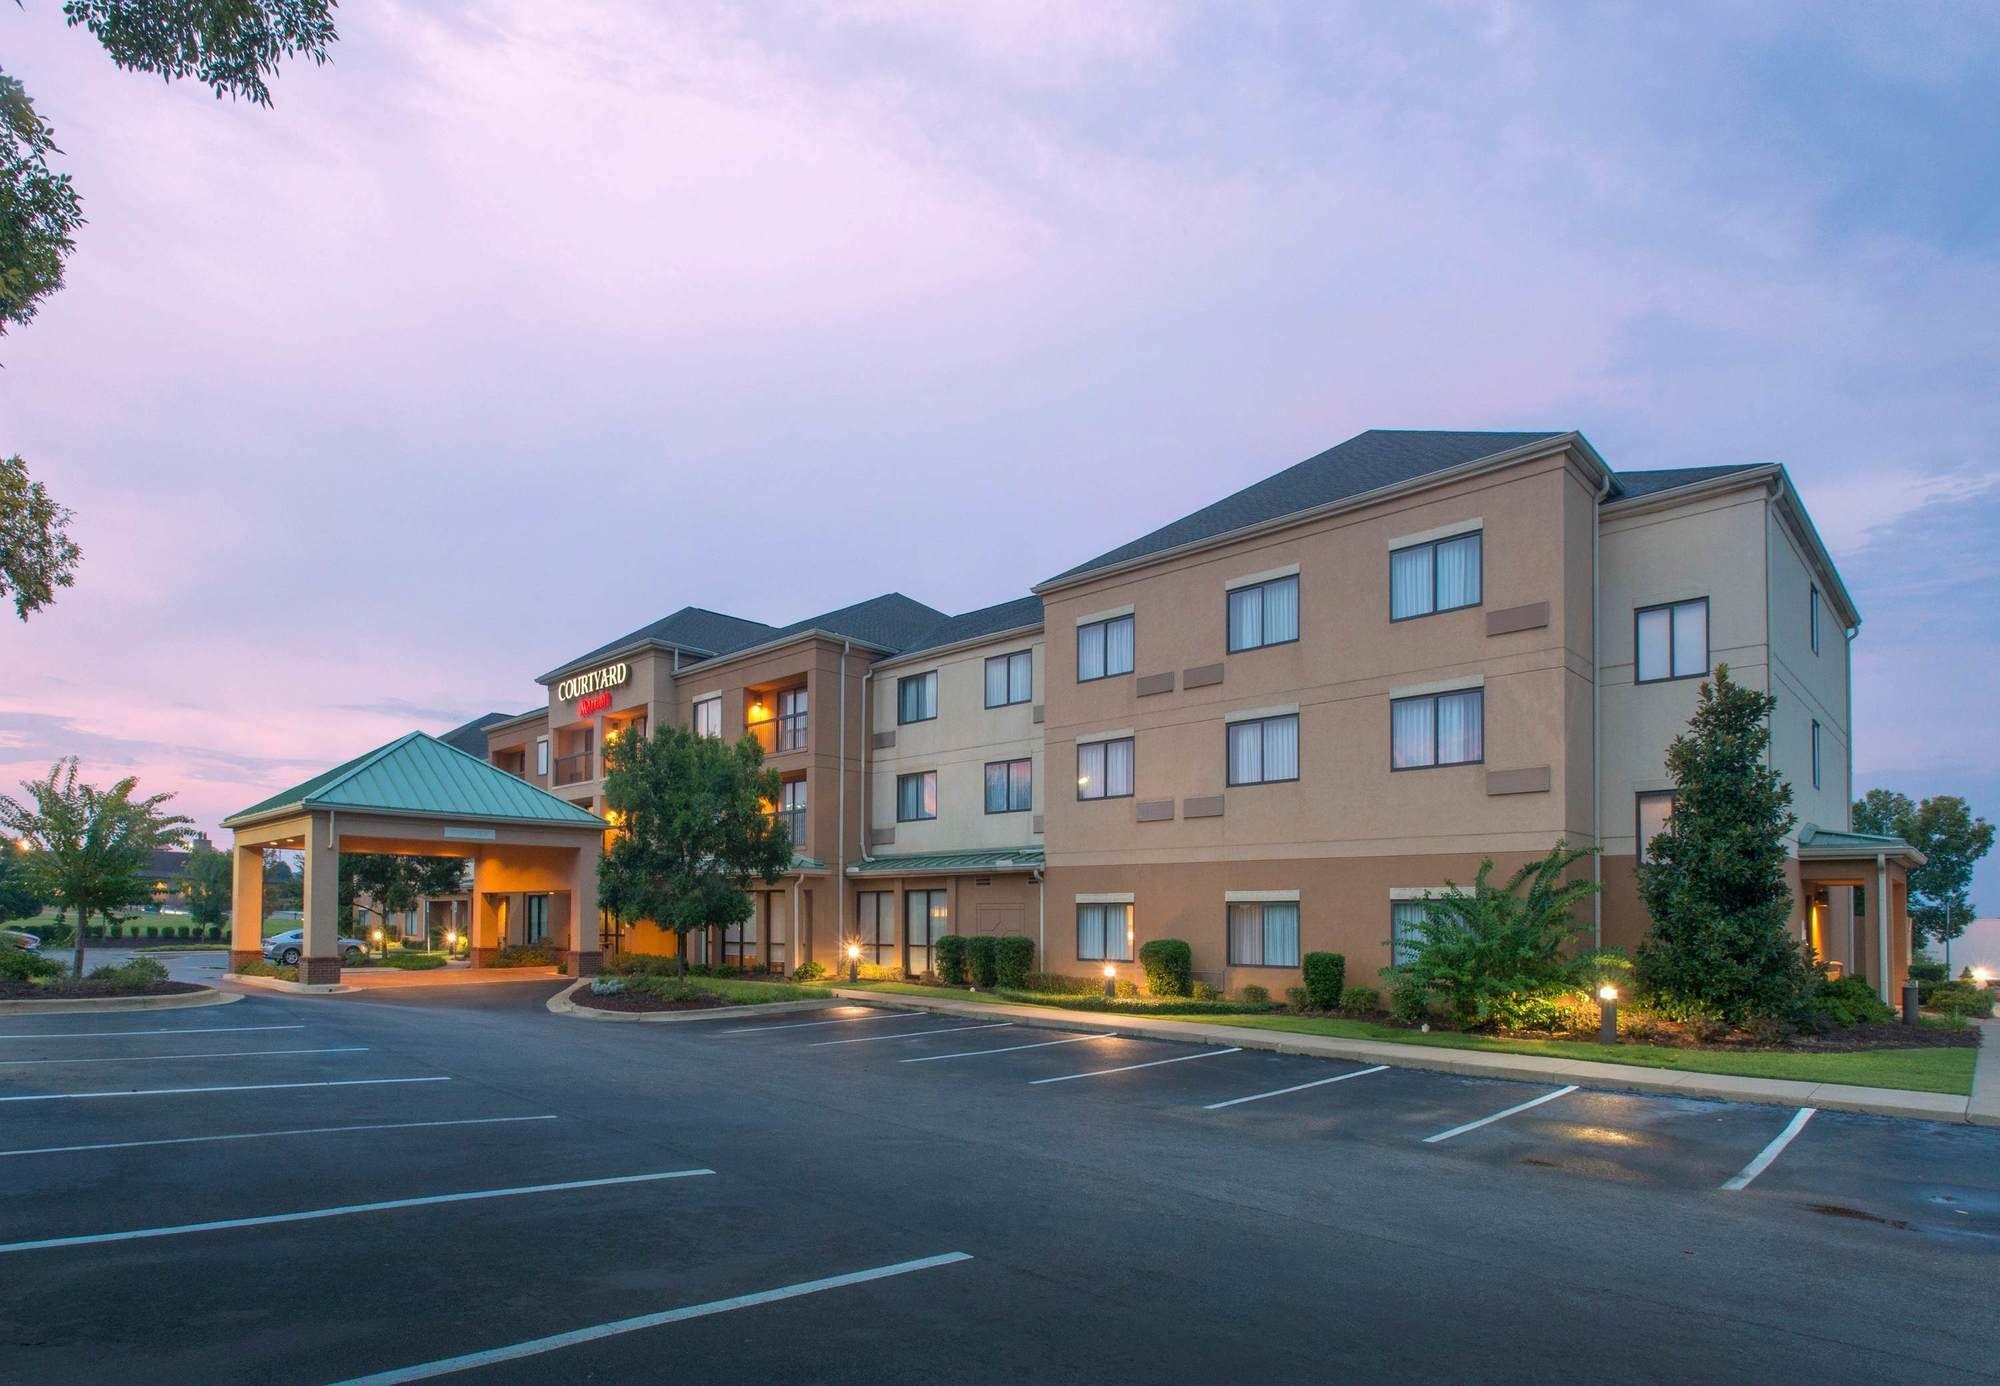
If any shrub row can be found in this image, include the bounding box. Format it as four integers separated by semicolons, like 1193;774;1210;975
932;935;1037;989
26;921;227;944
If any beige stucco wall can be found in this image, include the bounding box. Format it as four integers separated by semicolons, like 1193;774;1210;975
1766;505;1853;836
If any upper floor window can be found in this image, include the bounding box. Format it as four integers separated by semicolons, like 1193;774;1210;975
534;738;549;777
691;697;721;739
1390;532;1481;621
1077;737;1134;800
896;770;937;822
1390;689;1483;769
1077;614;1135;682
1811;720;1822;789
1227;900;1300;968
984;758;1033;814
1636;790;1677;864
777;687;808;751
1227;575;1300;652
1809;585;1821;655
1226;714;1300;786
985;651;1032;708
898;671;938;724
1636;597;1708;683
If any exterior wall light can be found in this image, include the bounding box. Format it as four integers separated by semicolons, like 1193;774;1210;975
1103;963;1117;999
1596;984;1618;1044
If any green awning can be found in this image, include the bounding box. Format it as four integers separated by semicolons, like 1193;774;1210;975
1797;824;1926;866
846;847;1044;876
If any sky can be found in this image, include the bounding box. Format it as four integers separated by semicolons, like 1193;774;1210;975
2;1;1997;941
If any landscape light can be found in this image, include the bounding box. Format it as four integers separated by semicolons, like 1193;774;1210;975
845;940;861;984
1102;963;1116;999
1597;983;1618;1044
1974;967;1993;985
1597;984;1618;1002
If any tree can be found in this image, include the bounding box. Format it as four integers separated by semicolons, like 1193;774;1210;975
340;854;465;943
0;837;43;922
598;724;791;977
0;73;82;338
181;841;231;926
1636;665;1812;1022
0;758;190;977
1851;789;1993;951
0;455;80;620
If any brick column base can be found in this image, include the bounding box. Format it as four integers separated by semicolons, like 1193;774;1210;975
228;950;263;974
568;951;601;978
471;947;498;968
298;956;342;985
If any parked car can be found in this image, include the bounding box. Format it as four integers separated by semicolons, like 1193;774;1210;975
261;929;368;966
2;928;38;952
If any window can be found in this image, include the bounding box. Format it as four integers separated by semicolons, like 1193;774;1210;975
1389;532;1481;620
1810;585;1821;654
857;892;896;966
984;758;1033;814
1226;714;1300;786
524;894;548;945
906;889;947;974
985;651;1032;707
898;671;938;724
896;771;937;822
1636;790;1677;864
1635;597;1708;683
775;779;806;846
691;697;721;739
722;919;753;967
1811;720;1822;789
1077;737;1134;800
1076;902;1133;962
1227;900;1300;967
1389;900;1428;965
534;738;549;777
1077;614;1135;681
1227;575;1300;652
777;687;808;751
1390;689;1483;769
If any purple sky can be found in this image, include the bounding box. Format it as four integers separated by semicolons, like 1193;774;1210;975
4;2;1996;918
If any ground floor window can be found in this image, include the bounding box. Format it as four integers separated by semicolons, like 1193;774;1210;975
1389;900;1429;965
723;919;755;968
524;894;548;944
1077;902;1133;962
767;903;786;973
1227;900;1299;967
906;890;947;974
857;891;895;966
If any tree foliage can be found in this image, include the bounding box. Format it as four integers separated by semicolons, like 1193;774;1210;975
0;73;83;337
1851;788;1993;949
1635;665;1812;1022
180;840;231;925
598;724;791;975
0;455;81;620
0;837;43;922
340;853;464;938
62;0;340;106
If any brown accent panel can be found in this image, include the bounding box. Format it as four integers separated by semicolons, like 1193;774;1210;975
869;827;895;847
1485;766;1552;796
228;950;263;975
1136;799;1176;822
1135;671;1176;697
1182;794;1225;819
1182;663;1225;689
298;956;342;985
1485;600;1550;636
1032;704;1045;724
1031;814;1044;834
568;951;601;978
872;731;896;750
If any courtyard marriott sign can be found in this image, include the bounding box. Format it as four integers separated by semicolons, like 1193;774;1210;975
556;661;630;707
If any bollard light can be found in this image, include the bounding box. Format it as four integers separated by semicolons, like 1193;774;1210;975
1103;963;1117;1000
1596;984;1618;1045
1902;977;1921;1026
845;940;861;985
371;926;385;959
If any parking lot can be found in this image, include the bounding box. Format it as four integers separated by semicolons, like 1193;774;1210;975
2;983;1995;1384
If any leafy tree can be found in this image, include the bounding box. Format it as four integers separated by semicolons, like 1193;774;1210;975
0;758;190;977
340;854;465;943
1851;789;1993;951
181;841;231;926
598;724;791;977
0;74;82;338
0;836;43;922
1636;665;1812;1021
0;455;80;620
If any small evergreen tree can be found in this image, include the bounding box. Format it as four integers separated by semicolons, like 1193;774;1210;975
1636;665;1811;1022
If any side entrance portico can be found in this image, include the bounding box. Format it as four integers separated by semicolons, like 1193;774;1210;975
223;732;607;984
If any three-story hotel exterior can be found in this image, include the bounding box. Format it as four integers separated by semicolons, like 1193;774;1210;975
458;429;1917;999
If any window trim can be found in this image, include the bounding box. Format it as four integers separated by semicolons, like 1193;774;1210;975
534;738;549;777
1388;688;1484;771
984;650;1033;708
1224;713;1301;787
1388;531;1483;623
690;696;721;739
1225;574;1301;654
983;758;1033;814
1076;901;1133;962
1809;584;1821;655
1633;596;1710;685
1076;736;1135;801
1225;899;1301;969
1076;614;1135;683
895;770;937;822
1635;789;1677;865
896;671;938;725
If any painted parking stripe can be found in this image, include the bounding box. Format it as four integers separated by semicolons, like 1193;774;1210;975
812;1023;1011;1048
902;1033;1116;1064
0;1024;307;1041
0;1076;451;1104
0;1114;560;1159
0;1046;369;1066
0;1168;715;1256
1202;1064;1389;1110
1031;1046;1242;1085
1422;1085;1578;1143
332;1252;972;1384
719;1010;923;1034
1720;1107;1816;1191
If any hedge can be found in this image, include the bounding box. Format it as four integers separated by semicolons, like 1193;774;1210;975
965;935;998;988
994;935;1035;989
1137;938;1192;998
935;934;968;986
1302;952;1346;1010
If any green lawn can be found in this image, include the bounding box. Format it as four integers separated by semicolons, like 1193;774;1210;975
843;981;1977;1095
619;974;831;1005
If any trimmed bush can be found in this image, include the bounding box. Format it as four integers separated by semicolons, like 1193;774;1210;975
1138;938;1192;998
1;948;65;982
994;935;1035;989
1023;970;1105;997
1801;975;1895;1028
85;956;169;992
1927;980;1995;1019
233;959;298;981
1238;983;1270;1004
1302;952;1346;1011
379;952;448;971
965;935;998;988
493;944;554;968
989;987;1277;1016
934;935;968;986
793;961;829;982
1285;985;1310;1011
1190;979;1221;1002
1339;985;1381;1014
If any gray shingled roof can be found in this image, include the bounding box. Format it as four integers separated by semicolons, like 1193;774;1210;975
1041;430;1573;586
557;605;778;673
438;712;512;757
890;596;1043;662
720;592;949;657
1608;465;1765;501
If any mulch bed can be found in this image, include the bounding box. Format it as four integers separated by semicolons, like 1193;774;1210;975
572;987;729;1014
0;979;206;1001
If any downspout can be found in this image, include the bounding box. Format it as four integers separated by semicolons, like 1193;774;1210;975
858;666;877;865
1591;473;1611;950
836;638;851;968
1875;851;1890;1005
1033;868;1045;970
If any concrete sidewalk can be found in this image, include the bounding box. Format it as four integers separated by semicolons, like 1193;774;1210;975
830;988;1988;1124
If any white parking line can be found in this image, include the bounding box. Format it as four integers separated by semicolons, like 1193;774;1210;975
719;1010;923;1035
901;1033;1116;1064
1422;1085;1578;1143
331;1251;973;1384
0;1024;307;1041
0;1046;369;1066
1202;1064;1389;1110
0;1076;451;1103
1720;1107;1816;1191
0;1168;716;1255
0;1115;560;1159
1030;1046;1241;1085
811;1023;1011;1048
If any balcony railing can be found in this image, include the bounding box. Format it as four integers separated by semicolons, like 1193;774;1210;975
747;719;777;754
552;751;594;786
771;808;805;849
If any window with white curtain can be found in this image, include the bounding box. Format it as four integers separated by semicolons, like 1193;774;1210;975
1077;737;1134;800
984;758;1032;813
897;671;938;724
1227;900;1300;967
690;698;721;739
1076;902;1133;961
1635;597;1707;683
1077;614;1135;681
1389;532;1482;620
984;650;1032;707
1389;900;1429;965
896;770;937;821
1226;714;1300;785
1636;790;1676;864
1390;689;1483;769
1227;575;1300;652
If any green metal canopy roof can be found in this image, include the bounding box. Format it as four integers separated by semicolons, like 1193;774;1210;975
1798;824;1926;865
847;847;1044;876
224;732;605;831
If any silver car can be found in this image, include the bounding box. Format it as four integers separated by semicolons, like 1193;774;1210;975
262;929;369;966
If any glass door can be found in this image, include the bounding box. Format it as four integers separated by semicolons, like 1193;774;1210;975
905;889;947;976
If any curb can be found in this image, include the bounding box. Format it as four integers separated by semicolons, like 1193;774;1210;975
1970;1019;2000;1128
548;979;849;1025
222;973;352;996
0;986;241;1015
829;989;1976;1124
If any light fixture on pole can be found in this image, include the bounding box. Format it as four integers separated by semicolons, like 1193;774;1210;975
371;926;385;959
1596;984;1618;1044
1102;963;1117;1000
845;940;861;985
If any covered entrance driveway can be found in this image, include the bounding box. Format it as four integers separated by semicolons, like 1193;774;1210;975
1795;824;1926;1004
222;732;607;984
